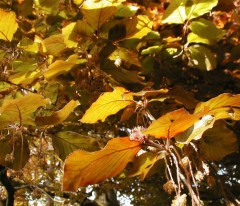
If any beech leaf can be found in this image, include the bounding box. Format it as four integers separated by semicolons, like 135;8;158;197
0;9;18;41
36;100;80;126
62;137;141;191
199;121;238;161
44;54;78;79
52;131;99;161
144;108;199;138
194;93;240;120
80;87;134;123
0;94;50;129
162;0;218;24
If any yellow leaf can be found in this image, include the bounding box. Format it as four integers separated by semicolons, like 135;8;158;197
42;34;67;56
0;93;50;129
194;93;240;120
199;121;238;161
36;100;80;126
144;108;199;138
62;20;93;48
63;137;141;191
0;9;18;41
81;1;117;30
44;54;78;79
80;87;134;123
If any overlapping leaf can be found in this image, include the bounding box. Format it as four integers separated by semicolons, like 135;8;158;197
199;121;238;161
0;93;50;129
144;108;199;138
80;87;134;123
52;131;99;161
128;152;165;180
36;100;80;126
44;54;78;79
194;93;240;120
63;137;141;191
0;9;18;41
162;0;218;24
81;0;118;30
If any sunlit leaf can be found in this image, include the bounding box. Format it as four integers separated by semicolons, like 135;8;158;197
189;18;224;40
63;137;141;191
35;0;61;14
187;33;215;45
80;87;134;123
9;70;41;85
199;121;238;161
0;81;12;93
73;0;84;5
125;15;153;39
109;47;141;67
62;20;94;48
0;9;18;41
141;45;163;55
52;131;99;161
128;152;165;180
187;45;216;71
175;114;215;144
0;136;30;170
0;93;50;129
42;34;67;56
36;100;80;126
194;93;240;120
116;4;138;18
19;37;40;53
162;0;218;24
44;54;78;79
144;108;199;138
81;0;118;30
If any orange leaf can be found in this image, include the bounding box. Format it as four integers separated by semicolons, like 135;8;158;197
80;87;134;123
62;137;141;191
194;93;240;120
144;108;199;138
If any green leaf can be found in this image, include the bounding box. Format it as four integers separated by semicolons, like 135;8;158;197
0;93;50;129
0;136;30;170
187;45;216;71
189;18;224;40
62;20;94;48
162;0;218;24
0;9;18;41
0;81;12;93
80;87;134;123
44;54;78;79
52;131;99;161
199;121;238;161
141;45;163;55
19;38;40;53
36;100;80;126
187;33;215;45
116;4;138;18
73;0;84;5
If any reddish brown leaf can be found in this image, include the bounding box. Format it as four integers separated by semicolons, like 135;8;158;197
63;137;141;191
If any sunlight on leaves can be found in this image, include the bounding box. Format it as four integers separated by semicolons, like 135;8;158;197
199;121;238;161
0;9;18;41
63;137;141;191
144;108;199;138
44;54;78;79
128;151;165;180
162;0;218;24
80;87;134;123
36;100;80;126
0;93;50;129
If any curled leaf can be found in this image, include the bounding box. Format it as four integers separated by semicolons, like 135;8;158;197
63;137;141;191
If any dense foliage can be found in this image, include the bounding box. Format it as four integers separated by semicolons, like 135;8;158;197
0;0;239;205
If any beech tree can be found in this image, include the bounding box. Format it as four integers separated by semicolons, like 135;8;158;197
0;0;239;205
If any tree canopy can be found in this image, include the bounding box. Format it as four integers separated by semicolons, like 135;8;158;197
0;0;239;205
